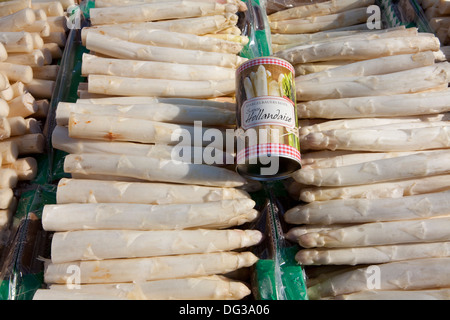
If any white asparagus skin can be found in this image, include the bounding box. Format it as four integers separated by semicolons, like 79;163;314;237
2;157;37;180
296;62;450;101
42;199;256;231
275;36;441;65
81;54;236;82
68;113;232;148
82;28;244;54
56;101;236;126
298;216;450;249
89;1;238;25
297;174;450;202
56;178;250;205
298;89;450;119
34;275;251;300
81;14;239;42
0;62;33;84
269;0;375;21
63;153;246;188
0;8;36;32
297;52;437;81
0;188;13;209
0;31;34;53
327;289;450;300
50;229;263;263
0;0;31;17
285;189;450;225
87;74;235;99
301;125;450;152
85;32;246;69
293;149;450;187
45;252;258;284
269;7;370;34
52;125;234;165
296;242;450;266
307;258;450;299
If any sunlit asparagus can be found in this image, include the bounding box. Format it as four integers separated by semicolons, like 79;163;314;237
50;229;263;263
293;150;450;187
307;258;450;299
63;153;246;188
297;216;450;248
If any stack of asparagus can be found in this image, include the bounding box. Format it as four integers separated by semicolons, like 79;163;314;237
34;0;264;300
418;0;450;47
268;0;450;300
0;0;72;246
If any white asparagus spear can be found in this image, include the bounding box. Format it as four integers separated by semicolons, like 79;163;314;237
56;178;250;205
29;32;44;49
0;197;16;230
0;31;34;53
0;43;7;63
269;7;370;34
42;31;66;47
7;92;37;118
301;125;450;152
0;141;18;164
298;216;450;249
0;62;33;84
10;81;25;99
5;133;45;154
42;199;256;231
298;174;450;202
57;102;235;127
81;14;239;43
42;199;255;231
89;1;238;25
0;168;18;188
275;36;441;65
46;16;68;33
83;28;243;54
76;96;235;111
23;20;50;37
327;289;450;300
81;54;236;82
294;60;355;75
50;229;263;263
286;189;450;225
0;0;31;17
296;242;450;266
52;125;233;165
85;32;246;68
307;258;450;299
32;65;59;81
0;8;35;32
35;275;251;300
271;26;407;44
298;89;450;119
88;74;235;99
45;251;258;284
42;42;62;59
2;157;37;180
294;150;450;187
0;188;13;209
31;0;74;10
63;153;246;188
68;113;231;148
285;224;353;243
296;62;450;101
269;0;375;21
300;115;448;136
0;117;11;139
0;73;8;92
5;49;44;67
31;1;64;17
297;52;436;81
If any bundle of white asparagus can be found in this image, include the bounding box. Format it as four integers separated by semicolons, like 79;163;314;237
268;0;450;300
40;1;266;300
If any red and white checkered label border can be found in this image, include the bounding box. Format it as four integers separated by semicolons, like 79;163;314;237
237;57;295;75
236;143;301;164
